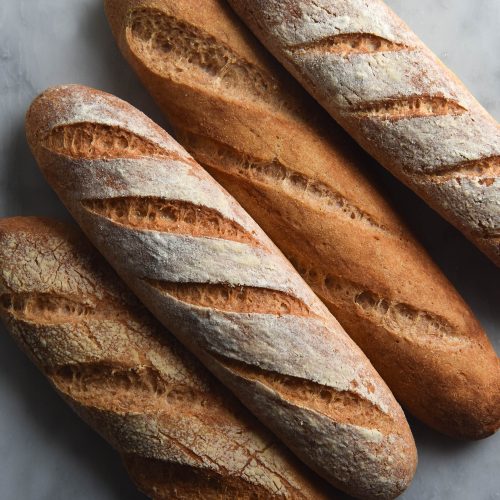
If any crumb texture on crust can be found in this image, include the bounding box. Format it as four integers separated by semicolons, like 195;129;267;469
146;280;312;316
50;361;211;414
351;95;466;120
289;32;409;54
128;7;288;109
413;155;500;185
290;257;468;347
45;122;167;159
0;292;99;324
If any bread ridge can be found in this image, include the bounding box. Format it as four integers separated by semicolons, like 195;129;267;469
104;0;500;439
26;84;417;499
227;0;500;266
0;216;338;500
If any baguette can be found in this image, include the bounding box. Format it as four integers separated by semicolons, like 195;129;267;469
227;0;500;266
104;0;500;439
26;84;417;499
0;216;335;499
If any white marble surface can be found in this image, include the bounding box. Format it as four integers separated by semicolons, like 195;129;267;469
0;0;498;498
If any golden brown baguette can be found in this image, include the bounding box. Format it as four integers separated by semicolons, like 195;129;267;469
104;0;500;439
227;0;500;266
0;216;337;500
26;84;417;499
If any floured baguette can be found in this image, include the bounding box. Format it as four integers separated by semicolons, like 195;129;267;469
26;84;416;499
0;217;336;500
227;0;500;266
103;0;500;439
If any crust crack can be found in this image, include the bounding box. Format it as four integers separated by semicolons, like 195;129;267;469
350;95;466;120
81;197;259;245
145;280;312;317
289;33;409;55
179;132;388;232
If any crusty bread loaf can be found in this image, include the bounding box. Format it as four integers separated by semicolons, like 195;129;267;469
104;0;500;439
26;84;417;499
0;217;336;500
227;0;500;266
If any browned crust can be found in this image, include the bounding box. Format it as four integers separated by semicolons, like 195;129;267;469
226;0;500;265
103;0;500;440
25;80;418;498
0;216;334;500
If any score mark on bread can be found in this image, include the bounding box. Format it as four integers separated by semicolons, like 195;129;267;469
180;131;389;232
289;33;409;56
82;197;260;245
45;122;168;159
49;361;209;415
0;292;98;325
145;280;312;317
291;257;468;347
350;95;467;121
413;155;500;186
128;8;286;107
214;354;394;435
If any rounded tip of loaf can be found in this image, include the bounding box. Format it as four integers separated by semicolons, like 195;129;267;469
25;84;89;151
433;373;500;440
25;84;184;159
355;415;418;499
353;435;417;499
384;448;418;500
453;392;500;441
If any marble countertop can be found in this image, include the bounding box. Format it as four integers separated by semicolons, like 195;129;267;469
0;1;498;499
